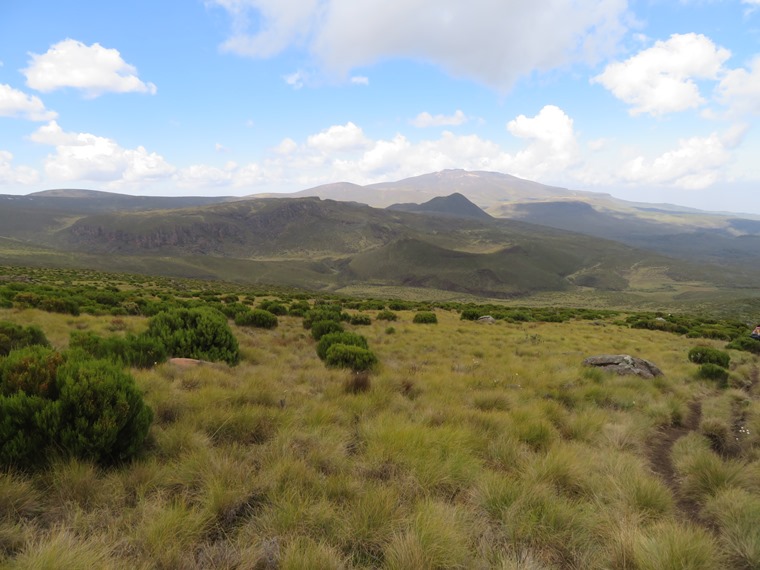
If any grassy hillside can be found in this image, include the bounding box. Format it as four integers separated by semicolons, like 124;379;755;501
1;269;759;568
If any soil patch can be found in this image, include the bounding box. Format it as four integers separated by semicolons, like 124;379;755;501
646;400;704;524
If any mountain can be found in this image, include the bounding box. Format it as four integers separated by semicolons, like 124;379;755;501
387;193;492;220
3;171;760;303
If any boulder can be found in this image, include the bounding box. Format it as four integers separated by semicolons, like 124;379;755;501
477;315;496;323
583;354;663;379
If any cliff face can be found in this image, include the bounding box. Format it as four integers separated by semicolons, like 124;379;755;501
68;221;245;254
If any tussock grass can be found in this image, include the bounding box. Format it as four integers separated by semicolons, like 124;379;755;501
632;520;722;570
1;302;759;568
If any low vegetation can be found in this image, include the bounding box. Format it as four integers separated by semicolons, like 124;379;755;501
0;265;759;568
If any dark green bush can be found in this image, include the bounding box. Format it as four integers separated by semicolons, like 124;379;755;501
258;300;288;316
144;308;239;365
376;310;398;322
311;320;344;340
460;308;483;321
696;363;729;387
349;314;372;326
688;346;730;368
0;348;153;467
0;346;62;399
0;322;49;356
235;309;279;329
413;311;438;324
53;356;154;463
316;332;368;361
325;344;378;372
303;306;347;329
69;331;168;369
726;336;760;354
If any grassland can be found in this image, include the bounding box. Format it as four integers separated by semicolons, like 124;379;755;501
1;270;759;568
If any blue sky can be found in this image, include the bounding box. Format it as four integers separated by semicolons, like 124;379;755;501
2;0;760;213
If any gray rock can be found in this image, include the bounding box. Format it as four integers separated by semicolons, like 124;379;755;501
583;354;663;379
477;315;496;323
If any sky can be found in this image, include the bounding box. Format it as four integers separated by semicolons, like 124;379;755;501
2;1;760;214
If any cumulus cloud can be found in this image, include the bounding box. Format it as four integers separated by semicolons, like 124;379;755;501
0;151;39;185
717;55;760;115
411;110;467;128
592;33;730;116
29;121;174;185
0;84;57;121
619;128;743;189
23;39;157;97
350;76;369;86
210;0;630;90
306;122;371;152
506;105;580;179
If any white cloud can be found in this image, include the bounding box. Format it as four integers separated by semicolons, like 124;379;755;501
0;150;39;185
306;122;371;152
350;75;369;85
283;69;307;89
619;129;742;189
717;55;760;115
0;84;57;121
505;105;580;179
411;110;467;128
210;0;630;90
592;33;730;116
273;137;298;154
23;39;157;98
29;121;174;185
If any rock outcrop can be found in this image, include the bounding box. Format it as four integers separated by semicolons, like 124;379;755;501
583;354;663;379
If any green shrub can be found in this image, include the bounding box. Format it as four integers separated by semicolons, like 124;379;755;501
688;346;730;368
325;344;378;372
52;356;154;464
696;363;729;387
311;320;344;341
0;345;63;399
385;326;396;335
0;322;49;356
235;309;279;329
258;300;288;316
376;310;398;322
0;348;153;468
144;308;239;365
316;332;368;361
460;308;483;321
726;336;760;354
349;314;372;326
303;306;348;329
413;311;438;324
0;392;51;467
69;331;167;368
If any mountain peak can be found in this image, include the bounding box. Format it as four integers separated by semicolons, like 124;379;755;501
387;192;492;220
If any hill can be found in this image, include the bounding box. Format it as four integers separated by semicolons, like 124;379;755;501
387;193;492;221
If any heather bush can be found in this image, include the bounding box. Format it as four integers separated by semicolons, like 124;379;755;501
316;332;369;361
235;309;279;330
688;346;730;368
311;320;344;341
0;321;49;356
0;348;153;467
325;344;378;372
349;314;372;326
696;363;729;387
413;311;438;324
376;310;398;322
69;331;168;368
144;308;239;365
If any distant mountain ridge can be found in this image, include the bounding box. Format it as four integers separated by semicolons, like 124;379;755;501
2;169;760;301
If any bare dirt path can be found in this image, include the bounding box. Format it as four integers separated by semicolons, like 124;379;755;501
646;400;704;524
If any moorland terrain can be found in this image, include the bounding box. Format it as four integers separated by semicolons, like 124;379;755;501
1;170;760;568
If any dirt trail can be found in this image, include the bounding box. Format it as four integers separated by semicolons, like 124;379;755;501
646;400;703;524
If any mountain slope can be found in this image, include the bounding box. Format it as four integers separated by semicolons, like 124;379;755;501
387;193;492;220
